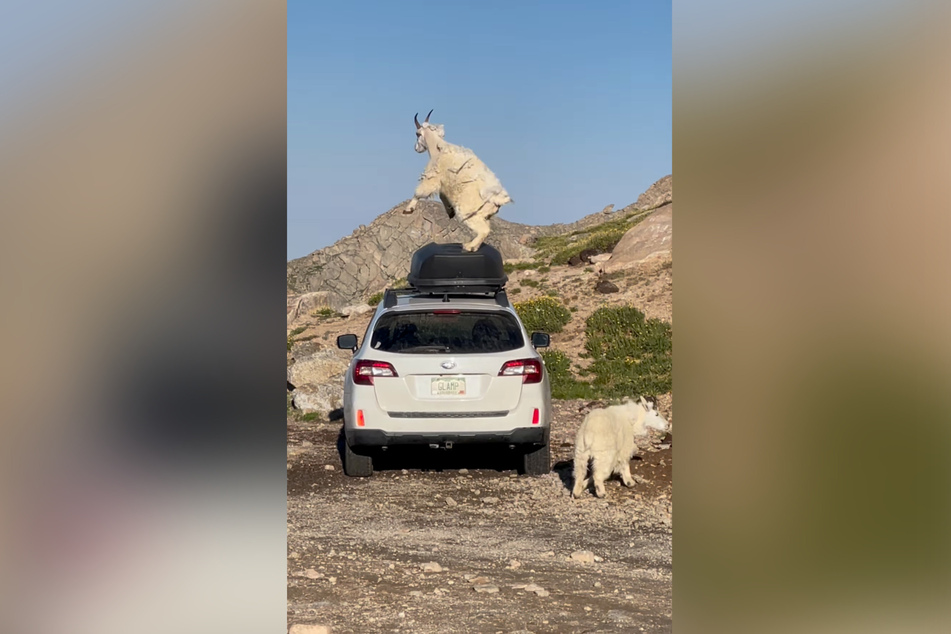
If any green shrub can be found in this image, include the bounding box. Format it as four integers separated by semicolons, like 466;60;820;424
531;210;651;266
537;265;551;274
509;287;522;295
541;349;598;400
513;296;572;334
584;306;672;397
520;278;540;288
289;326;307;337
503;261;540;273
368;291;384;306
312;307;337;319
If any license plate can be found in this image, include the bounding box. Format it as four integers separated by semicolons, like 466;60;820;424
431;377;466;396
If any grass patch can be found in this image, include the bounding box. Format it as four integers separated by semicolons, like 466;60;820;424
513;296;572;334
583;305;671;397
532;210;651;266
520;278;540;288
503;261;541;273
287;325;309;351
509;287;522;295
541;350;598;400
311;307;338;319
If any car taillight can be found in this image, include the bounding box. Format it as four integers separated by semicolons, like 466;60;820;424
354;360;398;385
498;358;543;384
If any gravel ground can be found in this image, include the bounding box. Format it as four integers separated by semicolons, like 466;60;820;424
287;399;673;633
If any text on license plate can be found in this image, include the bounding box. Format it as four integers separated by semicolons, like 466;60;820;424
431;377;466;396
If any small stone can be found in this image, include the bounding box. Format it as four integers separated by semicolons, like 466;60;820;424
300;440;313;447
324;465;334;471
388;563;395;569
570;550;596;564
420;562;443;573
594;581;602;588
584;606;593;612
445;497;457;507
470;576;491;585
327;577;337;585
482;497;499;505
474;584;499;594
303;569;322;579
507;559;521;569
524;583;549;597
458;468;469;475
409;591;423;598
398;612;405;618
542;551;555;558
402;469;409;475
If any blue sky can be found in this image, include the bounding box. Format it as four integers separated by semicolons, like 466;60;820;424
288;0;671;260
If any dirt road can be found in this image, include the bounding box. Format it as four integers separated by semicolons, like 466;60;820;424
287;399;672;633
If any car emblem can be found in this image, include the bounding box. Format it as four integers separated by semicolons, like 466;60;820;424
441;360;456;369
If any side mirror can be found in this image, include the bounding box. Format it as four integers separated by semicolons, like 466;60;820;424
336;334;358;352
531;332;550;348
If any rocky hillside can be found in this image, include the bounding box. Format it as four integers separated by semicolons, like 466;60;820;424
287;175;672;307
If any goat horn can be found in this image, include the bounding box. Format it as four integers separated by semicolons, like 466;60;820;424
424;109;433;123
414;113;421;130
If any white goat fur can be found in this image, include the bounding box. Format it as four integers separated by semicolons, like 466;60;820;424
572;397;669;499
403;112;512;252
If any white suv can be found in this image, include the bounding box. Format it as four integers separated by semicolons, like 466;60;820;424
336;243;552;477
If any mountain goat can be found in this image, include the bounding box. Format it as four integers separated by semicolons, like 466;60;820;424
402;110;513;252
572;397;669;499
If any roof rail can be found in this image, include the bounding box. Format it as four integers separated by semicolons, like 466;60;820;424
382;287;416;308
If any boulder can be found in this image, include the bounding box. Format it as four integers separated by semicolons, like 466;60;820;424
287;291;347;325
604;204;672;273
292;384;344;414
287;349;350;389
341;303;374;317
595;279;619;294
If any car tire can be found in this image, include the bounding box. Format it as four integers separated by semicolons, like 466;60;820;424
520;442;550;476
343;441;373;477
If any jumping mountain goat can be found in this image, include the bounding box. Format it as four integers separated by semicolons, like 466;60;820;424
572;397;670;499
402;110;513;252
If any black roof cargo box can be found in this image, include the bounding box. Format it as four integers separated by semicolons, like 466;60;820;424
407;242;508;294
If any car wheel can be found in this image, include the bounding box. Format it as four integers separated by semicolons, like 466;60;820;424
343;441;373;477
520;442;549;476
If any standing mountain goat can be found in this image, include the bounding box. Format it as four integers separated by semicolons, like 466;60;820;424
572;397;669;499
402;110;513;252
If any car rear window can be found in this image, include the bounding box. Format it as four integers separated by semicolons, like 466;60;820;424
370;310;524;354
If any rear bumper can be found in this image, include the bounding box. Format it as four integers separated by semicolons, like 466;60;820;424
348;426;548;448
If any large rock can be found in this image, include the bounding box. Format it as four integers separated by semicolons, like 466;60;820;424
603;204;672;273
287;291;347;326
292;384;343;414
635;175;672;210
287;349;350;390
